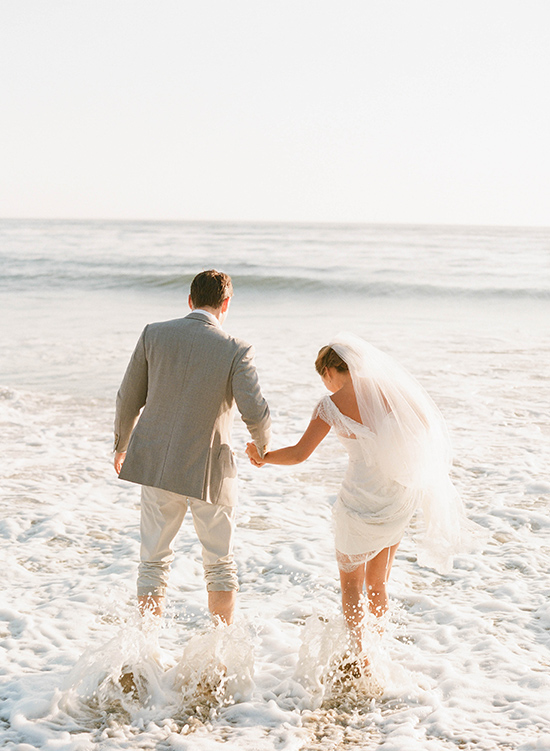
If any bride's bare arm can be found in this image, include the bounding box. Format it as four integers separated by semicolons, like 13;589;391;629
247;417;330;466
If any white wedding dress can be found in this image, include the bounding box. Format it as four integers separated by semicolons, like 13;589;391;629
314;395;420;571
313;334;478;575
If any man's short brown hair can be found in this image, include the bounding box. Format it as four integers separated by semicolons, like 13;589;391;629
190;269;233;309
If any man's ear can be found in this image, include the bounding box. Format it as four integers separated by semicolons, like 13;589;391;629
221;297;231;313
188;294;194;310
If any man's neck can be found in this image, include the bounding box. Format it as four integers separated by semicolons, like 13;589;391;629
192;306;223;324
188;294;230;325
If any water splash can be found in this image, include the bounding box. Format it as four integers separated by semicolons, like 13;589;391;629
293;611;407;709
171;620;257;714
51;613;256;731
55;613;173;727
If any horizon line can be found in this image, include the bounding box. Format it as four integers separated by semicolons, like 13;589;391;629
1;216;549;232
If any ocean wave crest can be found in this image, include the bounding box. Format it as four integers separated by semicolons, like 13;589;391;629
2;267;550;299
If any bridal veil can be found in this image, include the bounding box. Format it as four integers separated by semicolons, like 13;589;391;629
329;332;478;574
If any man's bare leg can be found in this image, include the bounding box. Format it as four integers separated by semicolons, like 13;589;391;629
138;592;235;623
120;594;164;693
138;594;164;618
208;590;236;625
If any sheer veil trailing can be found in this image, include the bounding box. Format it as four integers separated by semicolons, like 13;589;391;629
329;332;479;574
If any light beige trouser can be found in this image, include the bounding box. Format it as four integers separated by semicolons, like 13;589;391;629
137;485;239;597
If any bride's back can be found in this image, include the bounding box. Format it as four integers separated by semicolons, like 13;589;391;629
330;385;363;426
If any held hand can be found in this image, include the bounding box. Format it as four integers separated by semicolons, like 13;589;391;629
246;442;265;467
114;451;127;475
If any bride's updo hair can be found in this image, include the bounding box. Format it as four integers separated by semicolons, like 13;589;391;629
315;346;349;376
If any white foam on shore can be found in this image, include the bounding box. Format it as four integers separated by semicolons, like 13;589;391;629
0;312;550;751
1;293;550;749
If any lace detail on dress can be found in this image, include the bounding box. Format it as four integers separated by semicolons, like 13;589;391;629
335;549;378;572
313;396;357;438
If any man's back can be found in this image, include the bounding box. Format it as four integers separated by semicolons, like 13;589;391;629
115;311;271;502
114;269;270;625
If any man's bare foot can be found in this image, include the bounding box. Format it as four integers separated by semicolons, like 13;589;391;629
119;669;138;697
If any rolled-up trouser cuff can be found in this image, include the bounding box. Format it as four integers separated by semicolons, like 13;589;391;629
204;561;239;592
137;560;171;598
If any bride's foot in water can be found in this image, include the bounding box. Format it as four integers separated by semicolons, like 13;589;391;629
339;651;364;680
357;665;385;698
332;651;385;698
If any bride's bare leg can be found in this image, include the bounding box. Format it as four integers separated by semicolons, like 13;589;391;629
364;543;400;619
339;564;367;651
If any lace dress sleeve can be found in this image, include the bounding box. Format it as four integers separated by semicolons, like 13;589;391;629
312;395;331;424
312;395;356;438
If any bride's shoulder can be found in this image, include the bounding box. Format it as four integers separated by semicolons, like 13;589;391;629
312;394;335;423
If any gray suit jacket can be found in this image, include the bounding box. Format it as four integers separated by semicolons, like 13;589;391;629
114;311;271;505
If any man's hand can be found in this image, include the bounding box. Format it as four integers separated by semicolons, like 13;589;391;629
114;451;127;475
246;442;265;467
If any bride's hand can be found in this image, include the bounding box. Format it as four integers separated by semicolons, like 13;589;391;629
246;442;265;467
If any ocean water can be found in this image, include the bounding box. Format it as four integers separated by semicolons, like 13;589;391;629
1;219;550;750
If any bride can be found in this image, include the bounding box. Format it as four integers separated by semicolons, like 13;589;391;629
246;332;474;657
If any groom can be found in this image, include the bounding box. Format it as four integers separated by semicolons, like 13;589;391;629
114;269;271;624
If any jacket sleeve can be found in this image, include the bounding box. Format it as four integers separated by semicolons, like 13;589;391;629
231;344;271;456
114;327;149;452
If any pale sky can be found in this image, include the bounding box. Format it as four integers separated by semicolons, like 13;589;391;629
1;1;549;226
